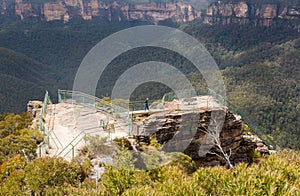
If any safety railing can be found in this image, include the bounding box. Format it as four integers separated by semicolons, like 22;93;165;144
56;126;104;160
57;90;133;159
58;90;129;116
38;91;52;157
47;104;64;155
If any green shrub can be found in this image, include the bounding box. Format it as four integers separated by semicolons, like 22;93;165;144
0;170;26;196
24;157;82;194
0;134;37;163
0;113;32;138
250;150;261;159
193;150;300;195
0;154;26;182
113;137;133;150
15;128;44;144
100;166;137;195
0;155;27;195
113;149;137;169
124;165;206;196
147;166;167;183
170;152;197;174
149;134;161;149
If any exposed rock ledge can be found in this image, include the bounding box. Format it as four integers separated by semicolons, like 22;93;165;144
132;96;271;167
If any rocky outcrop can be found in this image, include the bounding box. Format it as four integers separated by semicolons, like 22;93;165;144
27;100;43;130
204;1;300;30
0;0;200;22
133;96;270;167
43;2;69;21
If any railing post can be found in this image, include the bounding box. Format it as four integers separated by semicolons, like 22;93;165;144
39;145;42;157
129;112;132;136
58;90;62;102
71;144;74;160
47;134;50;148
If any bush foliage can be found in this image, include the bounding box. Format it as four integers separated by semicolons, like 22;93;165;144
0;113;42;163
53;150;300;195
0;113;299;195
22;149;298;195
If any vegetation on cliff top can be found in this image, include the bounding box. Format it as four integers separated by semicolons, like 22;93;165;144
0;110;299;195
0;113;43;164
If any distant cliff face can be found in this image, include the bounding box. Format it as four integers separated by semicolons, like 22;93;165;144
205;1;300;30
0;0;299;30
0;0;201;23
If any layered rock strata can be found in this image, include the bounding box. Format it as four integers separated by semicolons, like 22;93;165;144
133;96;270;167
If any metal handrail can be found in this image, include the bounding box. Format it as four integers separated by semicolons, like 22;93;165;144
58;89;130;113
37;91;52;157
56;126;101;157
46;104;63;155
58;89;161;111
60;129;103;159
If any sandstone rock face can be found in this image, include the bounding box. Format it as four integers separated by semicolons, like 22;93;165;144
27;100;42;118
259;4;277;19
44;2;68;22
234;2;248;18
134;97;270;167
204;1;300;29
27;100;43;130
0;0;298;31
0;0;200;22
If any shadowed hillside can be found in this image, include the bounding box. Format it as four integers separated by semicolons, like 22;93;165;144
0;47;58;112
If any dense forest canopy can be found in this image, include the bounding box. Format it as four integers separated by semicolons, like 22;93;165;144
182;21;300;149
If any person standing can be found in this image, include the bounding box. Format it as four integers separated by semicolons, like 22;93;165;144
144;98;149;110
